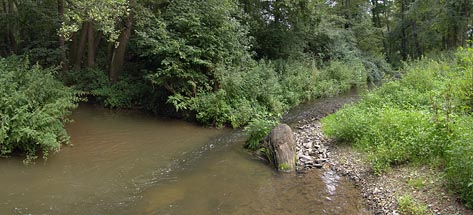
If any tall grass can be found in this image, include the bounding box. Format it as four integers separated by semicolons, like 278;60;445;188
322;48;473;207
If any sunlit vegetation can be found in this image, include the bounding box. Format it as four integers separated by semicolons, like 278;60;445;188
322;48;473;206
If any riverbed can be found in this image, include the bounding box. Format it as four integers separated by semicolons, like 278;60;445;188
0;95;367;215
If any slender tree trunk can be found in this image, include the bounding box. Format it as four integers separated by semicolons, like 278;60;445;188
412;19;421;58
69;32;77;65
74;22;88;70
344;0;351;29
383;0;390;32
58;0;67;72
94;32;102;52
451;24;458;49
1;0;5;13
109;0;135;82
442;35;447;50
87;22;95;67
400;0;408;61
7;0;17;54
1;0;6;56
106;42;113;71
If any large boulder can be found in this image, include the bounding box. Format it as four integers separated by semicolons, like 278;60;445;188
267;124;296;172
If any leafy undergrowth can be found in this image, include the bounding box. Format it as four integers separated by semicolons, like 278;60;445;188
322;48;473;207
0;56;79;162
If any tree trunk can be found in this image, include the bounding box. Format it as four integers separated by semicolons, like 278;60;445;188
69;32;77;65
74;22;88;70
106;42;113;71
87;22;95;67
383;0;390;32
7;0;17;54
1;0;6;56
58;0;67;72
412;19;422;58
1;0;5;13
109;0;135;82
400;0;408;61
344;0;351;29
94;31;102;52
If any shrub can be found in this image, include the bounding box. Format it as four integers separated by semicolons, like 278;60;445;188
65;68;149;109
446;117;473;208
93;76;150;109
361;108;442;174
243;114;279;150
0;56;78;162
64;68;109;92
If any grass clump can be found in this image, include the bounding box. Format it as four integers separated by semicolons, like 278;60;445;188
398;194;431;215
407;177;425;190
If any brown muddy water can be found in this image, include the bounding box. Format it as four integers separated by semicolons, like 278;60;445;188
0;101;368;215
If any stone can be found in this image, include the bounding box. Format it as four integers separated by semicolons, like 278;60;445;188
298;154;313;162
267;124;297;172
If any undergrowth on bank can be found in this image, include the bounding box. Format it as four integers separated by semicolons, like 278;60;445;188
322;48;473;207
168;57;370;129
0;56;79;162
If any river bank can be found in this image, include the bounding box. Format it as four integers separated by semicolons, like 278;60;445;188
288;94;473;215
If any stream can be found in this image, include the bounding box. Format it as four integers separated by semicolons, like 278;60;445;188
0;94;368;215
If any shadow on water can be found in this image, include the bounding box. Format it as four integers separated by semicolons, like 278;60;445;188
0;94;368;214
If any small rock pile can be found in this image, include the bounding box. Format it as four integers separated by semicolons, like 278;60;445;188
294;122;330;171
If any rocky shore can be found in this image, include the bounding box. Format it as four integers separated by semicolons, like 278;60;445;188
294;122;329;171
290;95;473;215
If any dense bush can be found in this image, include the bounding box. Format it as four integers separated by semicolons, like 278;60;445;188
0;56;78;162
65;68;150;109
322;48;473;206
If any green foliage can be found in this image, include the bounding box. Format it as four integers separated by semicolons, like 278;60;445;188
0;56;78;162
243;114;279;151
165;55;369;129
324;106;442;174
322;48;473;205
446;117;473;208
65;68;109;92
278;163;291;171
65;68;150;109
408;177;425;190
397;194;431;215
382;0;473;65
60;0;130;42
137;0;250;98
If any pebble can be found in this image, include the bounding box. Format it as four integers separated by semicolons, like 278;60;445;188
294;122;329;170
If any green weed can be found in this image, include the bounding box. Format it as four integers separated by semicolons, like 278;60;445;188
398;194;431;215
